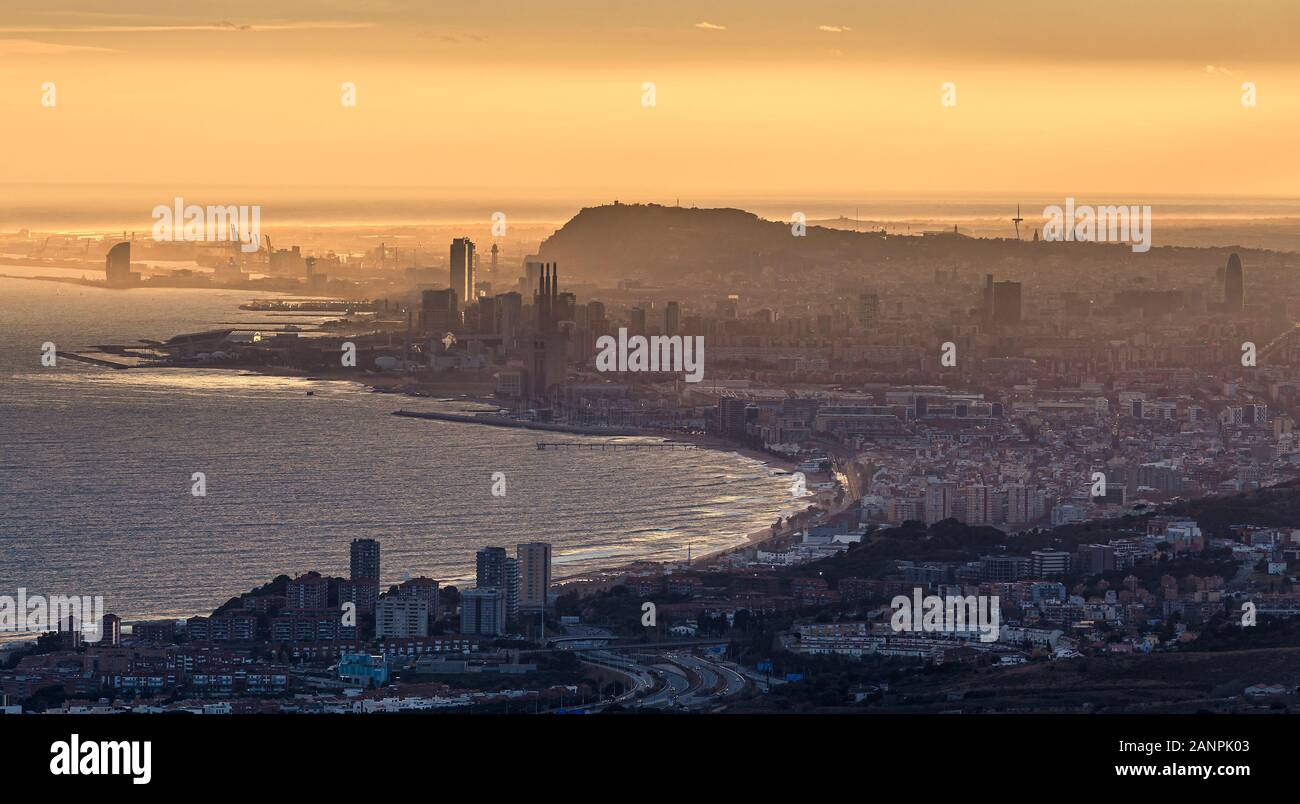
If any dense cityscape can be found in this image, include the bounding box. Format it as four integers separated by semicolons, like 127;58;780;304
3;0;1295;788
7;205;1300;716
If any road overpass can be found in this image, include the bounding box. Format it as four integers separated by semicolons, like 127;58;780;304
542;636;731;652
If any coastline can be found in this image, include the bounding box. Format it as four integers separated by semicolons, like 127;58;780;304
49;296;847;608
270;366;850;587
279;367;849;580
37;357;829;623
380;395;835;581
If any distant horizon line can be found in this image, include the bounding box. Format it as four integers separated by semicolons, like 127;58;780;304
6;194;1300;240
7;216;1300;241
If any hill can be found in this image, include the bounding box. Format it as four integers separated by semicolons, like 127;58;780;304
534;202;1279;282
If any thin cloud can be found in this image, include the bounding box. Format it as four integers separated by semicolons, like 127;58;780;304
0;21;374;34
694;22;727;31
0;38;119;55
818;25;853;33
1203;64;1234;77
424;31;488;44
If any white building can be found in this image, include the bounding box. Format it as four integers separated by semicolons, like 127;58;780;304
375;595;430;638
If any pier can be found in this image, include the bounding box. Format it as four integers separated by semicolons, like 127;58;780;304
536;441;697;450
55;352;131;370
391;409;640;437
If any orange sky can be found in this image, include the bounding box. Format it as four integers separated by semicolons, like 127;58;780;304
1;1;1297;199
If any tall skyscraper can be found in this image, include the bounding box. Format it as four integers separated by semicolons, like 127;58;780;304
719;398;752;439
1005;484;1030;525
460;587;506;636
497;291;522;348
964;485;992;525
1224;253;1244;313
502;556;518;618
350;538;380;582
924;482;956;525
350;538;380;612
478;295;499;335
102;613;121;647
421;288;459;335
557;292;577;325
476;547;519;619
992;281;1022;327
105;241;132;285
450;237;476;305
476;546;507;586
517;542;552;612
981;274;994;329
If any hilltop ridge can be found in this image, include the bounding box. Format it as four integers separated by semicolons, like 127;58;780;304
535;202;1278;282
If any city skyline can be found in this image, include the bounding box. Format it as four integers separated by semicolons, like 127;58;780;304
3;1;1299;785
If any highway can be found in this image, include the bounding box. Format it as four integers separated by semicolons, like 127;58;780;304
557;625;753;712
712;660;749;697
571;649;657;710
638;662;691;709
639;652;749;710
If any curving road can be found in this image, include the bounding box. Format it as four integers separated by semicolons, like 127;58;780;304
560;625;753;711
662;652;749;709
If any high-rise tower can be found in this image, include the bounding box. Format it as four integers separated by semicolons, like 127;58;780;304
516;542;552;612
450;237;476;306
1224;253;1244;313
992;281;1023;327
476;546;519;619
105;242;132;285
420;288;459;335
349;538;380;612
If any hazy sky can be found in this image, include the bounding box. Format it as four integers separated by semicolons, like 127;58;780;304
1;1;1297;200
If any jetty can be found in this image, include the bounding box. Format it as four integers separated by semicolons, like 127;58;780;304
535;441;697;450
392;409;640;437
55;352;131;370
